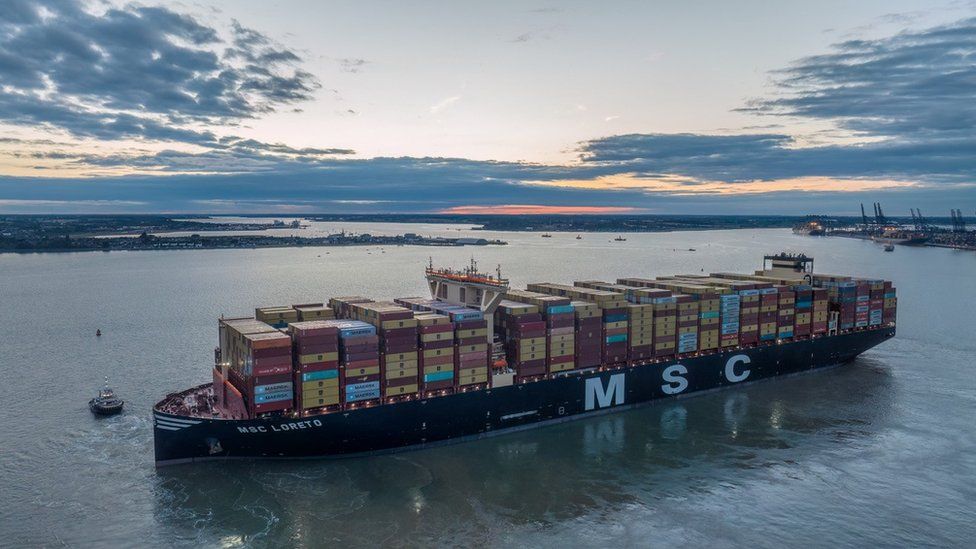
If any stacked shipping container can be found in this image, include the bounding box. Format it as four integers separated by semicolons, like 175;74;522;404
288;321;341;411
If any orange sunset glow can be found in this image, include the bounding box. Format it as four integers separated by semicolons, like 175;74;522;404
439;205;641;215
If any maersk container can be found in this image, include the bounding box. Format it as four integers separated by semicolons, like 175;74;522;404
254;391;292;404
345;381;380;402
253;382;293;395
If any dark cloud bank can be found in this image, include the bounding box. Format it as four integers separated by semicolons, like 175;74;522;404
1;3;975;213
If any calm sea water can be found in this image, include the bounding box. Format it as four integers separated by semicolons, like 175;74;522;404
1;227;974;548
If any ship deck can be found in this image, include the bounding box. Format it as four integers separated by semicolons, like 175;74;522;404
155;384;219;418
154;327;893;421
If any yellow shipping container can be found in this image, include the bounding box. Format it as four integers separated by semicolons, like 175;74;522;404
741;324;759;333
519;351;545;361
384;351;418;362
679;326;698;335
457;328;488;338
298;351;339;365
549;361;576;373
678;314;697;323
303;387;339;399
385;367;418;379
549;334;575;344
380;318;418;330
778;308;795;317
424;363;454;374
302;395;339;409
656;327;676;336
420;331;454;343
457;366;488;376
760;322;777;333
699;317;719;327
519;337;546;347
416;313;450;326
458;374;488;385
384;384;418;396
459;343;488;353
760;305;777;313
655;341;676;350
347;365;380;376
422;348;453;358
303;377;339;389
604;321;628;330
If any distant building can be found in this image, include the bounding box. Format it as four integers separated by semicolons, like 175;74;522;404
455;238;488;245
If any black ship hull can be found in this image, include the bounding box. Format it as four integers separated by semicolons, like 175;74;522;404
153;327;894;466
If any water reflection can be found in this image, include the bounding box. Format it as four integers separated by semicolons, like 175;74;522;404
152;357;894;546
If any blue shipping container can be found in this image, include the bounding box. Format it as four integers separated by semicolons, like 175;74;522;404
423;371;454;383
254;382;293;395
605;334;628;344
254;391;292;403
302;370;339;382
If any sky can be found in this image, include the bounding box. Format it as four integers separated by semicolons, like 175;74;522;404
0;0;975;215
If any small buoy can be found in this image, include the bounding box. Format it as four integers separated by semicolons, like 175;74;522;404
96;329;102;337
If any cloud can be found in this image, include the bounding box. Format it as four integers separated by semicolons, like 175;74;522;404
429;96;461;114
337;58;369;73
0;1;319;145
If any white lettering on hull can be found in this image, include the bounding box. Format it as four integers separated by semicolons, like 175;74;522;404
585;374;625;411
724;354;752;383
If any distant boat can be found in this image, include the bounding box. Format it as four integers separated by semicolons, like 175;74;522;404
614;236;626;242
541;233;552;238
884;244;895;252
576;235;582;240
688;248;696;252
95;329;101;337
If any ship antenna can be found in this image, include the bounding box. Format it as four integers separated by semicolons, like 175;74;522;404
496;263;503;280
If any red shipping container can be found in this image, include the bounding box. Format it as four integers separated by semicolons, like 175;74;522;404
252;362;292;377
295;343;338;355
341;344;379;356
515;358;546;369
384;376;418;388
344;373;380;383
518;364;547;376
455;319;488;330
423;379;454;390
297;360;340;373
292;333;338;345
420;324;454;334
343;350;379;362
420;354;454;366
382;341;418;353
420;339;453;350
253;400;291;414
252;346;291;359
457;336;487;346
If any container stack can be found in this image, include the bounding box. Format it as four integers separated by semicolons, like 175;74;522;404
812;288;829;334
293;303;335;322
288;321;341;412
421;304;485;387
505;289;577;374
344;302;419;399
415;313;456;394
676;295;699;353
737;289;760;345
697;292;721;351
759;288;779;341
332;320;381;406
791;285;813;337
255;306;299;329
854;281;871;327
242;331;294;415
571;300;602;369
218;318;295;417
868;280;885;326
495;300;547;381
626;303;655;360
652;295;677;357
328;296;374;318
719;293;741;348
883;283;897;324
776;286;795;339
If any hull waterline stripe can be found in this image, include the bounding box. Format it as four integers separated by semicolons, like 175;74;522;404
154;416;201;426
155;424;183;431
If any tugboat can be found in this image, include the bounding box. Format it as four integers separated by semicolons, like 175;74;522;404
89;378;124;416
614;236;627;241
541;233;552;238
576;234;582;240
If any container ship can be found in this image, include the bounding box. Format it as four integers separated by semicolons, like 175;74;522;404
153;254;897;466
